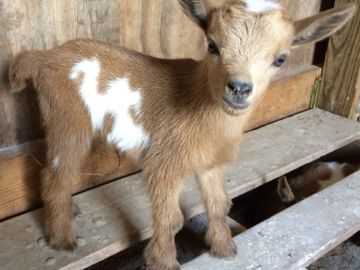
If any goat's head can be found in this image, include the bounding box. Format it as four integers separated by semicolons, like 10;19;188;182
179;0;356;116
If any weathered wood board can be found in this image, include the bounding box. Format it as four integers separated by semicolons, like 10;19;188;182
1;109;359;270
183;170;360;270
247;65;321;130
318;0;360;120
0;140;138;220
0;0;321;148
0;66;320;221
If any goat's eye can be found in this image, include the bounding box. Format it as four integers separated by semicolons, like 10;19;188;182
208;40;219;55
273;54;288;67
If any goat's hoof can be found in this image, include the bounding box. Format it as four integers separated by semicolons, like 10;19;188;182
210;239;237;259
48;234;77;251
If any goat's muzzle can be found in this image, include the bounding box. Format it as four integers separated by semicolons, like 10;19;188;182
222;80;253;110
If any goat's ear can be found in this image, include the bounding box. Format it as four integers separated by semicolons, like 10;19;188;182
178;0;209;30
292;3;356;46
277;176;296;203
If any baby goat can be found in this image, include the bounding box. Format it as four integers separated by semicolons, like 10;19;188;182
8;0;355;269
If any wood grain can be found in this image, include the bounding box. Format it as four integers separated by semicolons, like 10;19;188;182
0;0;321;148
247;65;321;130
317;0;360;120
0;140;138;220
184;169;360;269
1;109;360;270
0;66;320;221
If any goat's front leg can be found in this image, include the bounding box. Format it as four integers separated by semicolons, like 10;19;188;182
196;167;237;258
144;169;184;270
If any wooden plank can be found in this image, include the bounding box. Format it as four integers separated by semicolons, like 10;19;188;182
183;170;360;270
0;0;203;148
0;66;320;221
278;0;321;73
0;109;359;270
0;140;138;220
227;217;247;236
0;0;320;148
317;0;360;120
247;65;320;130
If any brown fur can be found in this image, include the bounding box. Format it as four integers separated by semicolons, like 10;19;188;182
8;1;356;269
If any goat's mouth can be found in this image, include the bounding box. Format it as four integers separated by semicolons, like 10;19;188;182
221;96;250;111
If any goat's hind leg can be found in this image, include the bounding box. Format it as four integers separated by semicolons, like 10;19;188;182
42;167;76;250
196;167;237;258
42;140;91;250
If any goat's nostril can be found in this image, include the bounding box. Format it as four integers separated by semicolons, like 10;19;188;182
242;89;252;97
227;82;237;93
227;81;253;97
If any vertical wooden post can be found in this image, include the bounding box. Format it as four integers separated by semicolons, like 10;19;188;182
317;0;360;120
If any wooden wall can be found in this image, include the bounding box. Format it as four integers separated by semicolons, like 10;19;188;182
318;0;360;120
0;0;325;220
0;0;321;149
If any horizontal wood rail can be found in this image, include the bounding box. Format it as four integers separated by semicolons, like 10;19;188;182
0;65;321;221
1;109;359;270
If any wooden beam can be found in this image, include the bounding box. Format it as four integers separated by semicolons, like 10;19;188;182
0;0;321;148
247;65;321;130
0;109;359;270
317;0;360;120
183;170;360;270
0;140;138;220
0;66;320;221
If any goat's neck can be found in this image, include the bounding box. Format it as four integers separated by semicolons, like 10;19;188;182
172;59;218;112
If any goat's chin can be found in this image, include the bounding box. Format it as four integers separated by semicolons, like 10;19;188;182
220;101;249;116
218;97;249;116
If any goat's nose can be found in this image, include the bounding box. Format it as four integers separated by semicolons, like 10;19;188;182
227;80;253;98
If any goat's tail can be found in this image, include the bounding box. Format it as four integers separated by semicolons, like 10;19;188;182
8;50;45;93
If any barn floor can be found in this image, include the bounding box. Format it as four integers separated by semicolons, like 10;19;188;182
87;223;360;270
89;142;360;270
309;240;360;270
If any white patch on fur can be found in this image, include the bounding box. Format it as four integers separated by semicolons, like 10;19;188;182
105;79;150;150
70;58;150;151
131;102;142;118
318;162;344;190
325;161;339;170
243;0;280;13
52;156;60;169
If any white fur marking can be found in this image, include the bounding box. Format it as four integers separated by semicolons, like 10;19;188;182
132;102;142;118
244;0;280;13
326;161;339;170
70;58;150;151
52;156;60;169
